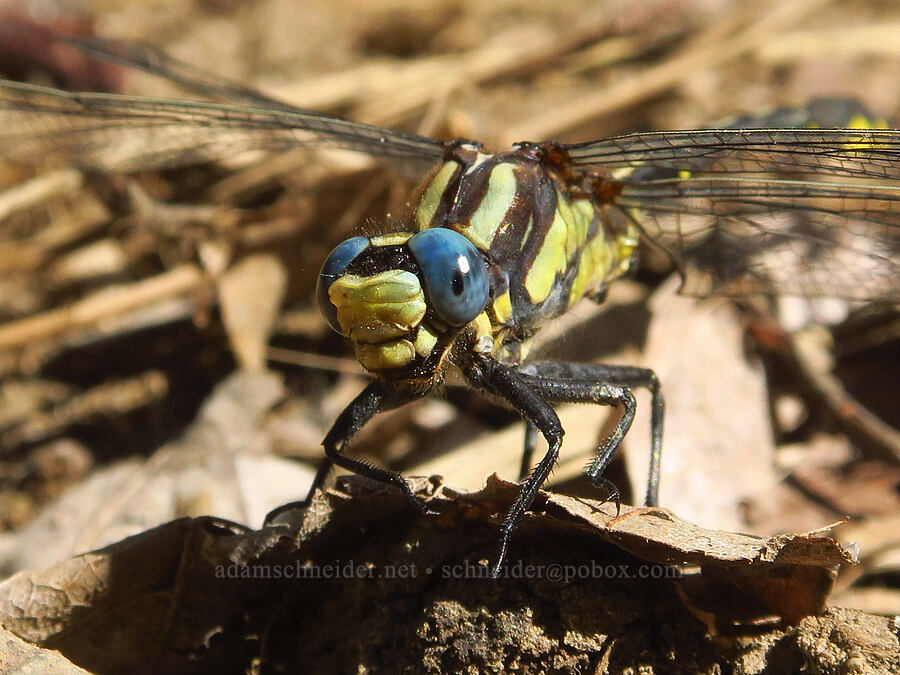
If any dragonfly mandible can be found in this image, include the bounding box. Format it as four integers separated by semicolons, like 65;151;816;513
1;33;898;577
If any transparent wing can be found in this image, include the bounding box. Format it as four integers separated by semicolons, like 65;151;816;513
0;79;447;172
564;128;900;179
611;173;899;301
564;104;900;302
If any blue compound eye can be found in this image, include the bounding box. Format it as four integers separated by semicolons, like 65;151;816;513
317;236;369;333
408;228;490;327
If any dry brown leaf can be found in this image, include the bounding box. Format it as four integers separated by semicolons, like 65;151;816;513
0;474;894;674
461;475;855;625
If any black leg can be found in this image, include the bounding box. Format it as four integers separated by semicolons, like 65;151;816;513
519;361;663;507
279;356;660;578
465;354;565;577
305;456;334;502
517;367;636;496
520;421;539;481
308;380;433;514
264;451;337;527
467;355;649;576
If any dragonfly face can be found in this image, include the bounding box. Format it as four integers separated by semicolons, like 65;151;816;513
316;227;492;380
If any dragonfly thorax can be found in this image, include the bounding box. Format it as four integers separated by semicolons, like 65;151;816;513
413;143;640;362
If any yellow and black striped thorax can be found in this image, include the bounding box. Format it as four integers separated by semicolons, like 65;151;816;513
317;142;638;380
415;142;638;357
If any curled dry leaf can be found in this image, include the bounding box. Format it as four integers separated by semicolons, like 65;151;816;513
0;474;888;675
457;475;857;625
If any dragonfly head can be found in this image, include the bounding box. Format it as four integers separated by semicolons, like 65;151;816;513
317;229;491;377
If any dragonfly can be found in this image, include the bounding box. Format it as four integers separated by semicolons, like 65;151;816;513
1;33;898;577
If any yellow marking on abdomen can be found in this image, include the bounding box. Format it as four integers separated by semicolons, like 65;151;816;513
567;206;638;308
568;231;608;307
847;114;889;130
